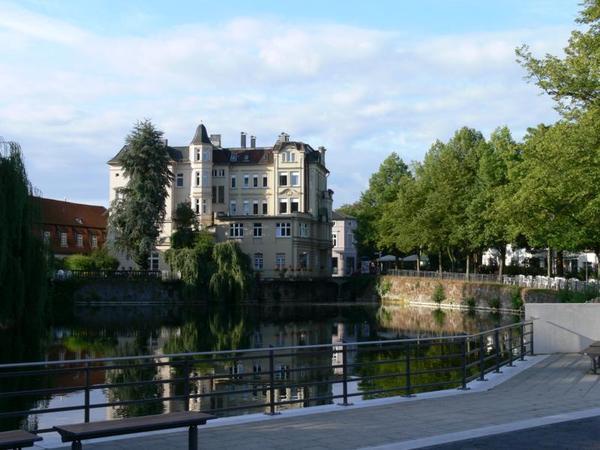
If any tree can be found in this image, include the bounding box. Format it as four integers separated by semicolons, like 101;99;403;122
108;120;173;269
165;231;215;293
209;242;253;301
0;140;47;328
516;0;600;117
171;202;198;249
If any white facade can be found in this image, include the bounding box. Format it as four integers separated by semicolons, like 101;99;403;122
108;124;333;278
331;211;358;276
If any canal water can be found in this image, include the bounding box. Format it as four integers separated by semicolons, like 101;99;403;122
0;303;519;432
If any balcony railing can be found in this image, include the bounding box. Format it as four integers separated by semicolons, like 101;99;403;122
0;321;533;434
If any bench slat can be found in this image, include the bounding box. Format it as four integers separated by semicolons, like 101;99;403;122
54;412;215;442
0;430;42;449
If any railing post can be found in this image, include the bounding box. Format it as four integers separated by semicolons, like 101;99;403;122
266;345;279;415
459;336;469;390
405;342;413;397
530;323;535;356
507;329;514;367
338;341;352;406
520;323;526;361
478;334;487;381
494;329;502;373
84;361;90;423
183;357;191;412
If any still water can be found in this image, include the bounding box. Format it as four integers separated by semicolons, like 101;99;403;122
0;303;519;432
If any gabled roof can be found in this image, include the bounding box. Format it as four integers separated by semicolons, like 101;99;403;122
190;123;212;145
32;197;107;229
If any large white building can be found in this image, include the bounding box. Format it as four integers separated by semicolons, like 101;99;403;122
108;123;333;278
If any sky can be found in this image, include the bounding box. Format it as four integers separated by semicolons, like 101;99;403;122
0;0;582;207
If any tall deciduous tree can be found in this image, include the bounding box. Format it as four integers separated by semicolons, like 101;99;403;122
109;120;173;269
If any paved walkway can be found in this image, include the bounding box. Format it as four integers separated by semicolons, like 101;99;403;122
45;354;600;449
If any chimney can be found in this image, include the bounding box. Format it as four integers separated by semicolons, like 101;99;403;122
241;132;247;148
250;135;256;148
210;134;221;147
318;146;326;165
278;132;290;143
160;138;168;147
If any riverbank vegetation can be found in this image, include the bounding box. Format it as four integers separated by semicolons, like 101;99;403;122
0;140;48;329
341;1;600;280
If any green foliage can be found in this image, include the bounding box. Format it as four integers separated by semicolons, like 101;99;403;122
108;120;173;269
209;242;253;301
431;284;446;305
375;278;392;297
511;287;523;310
0;140;48;328
165;231;215;293
465;297;477;310
487;298;501;310
171;202;198;249
90;248;120;270
63;249;119;271
64;254;96;271
557;286;598;303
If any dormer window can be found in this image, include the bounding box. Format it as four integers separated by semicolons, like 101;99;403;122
75;217;83;225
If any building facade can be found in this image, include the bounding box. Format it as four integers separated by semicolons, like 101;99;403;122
108;123;333;278
32;197;107;258
331;210;358;276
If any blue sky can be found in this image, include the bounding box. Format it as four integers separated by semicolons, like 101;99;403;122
0;0;581;206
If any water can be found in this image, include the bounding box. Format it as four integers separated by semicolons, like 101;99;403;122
0;303;519;432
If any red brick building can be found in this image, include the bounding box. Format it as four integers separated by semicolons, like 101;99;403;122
33;197;108;257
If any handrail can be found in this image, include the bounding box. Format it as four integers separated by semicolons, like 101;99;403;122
0;321;533;369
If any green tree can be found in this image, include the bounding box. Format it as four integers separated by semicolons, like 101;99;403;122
171;202;198;249
516;0;600;117
209;241;253;301
0;140;48;327
165;231;215;293
108;120;173;269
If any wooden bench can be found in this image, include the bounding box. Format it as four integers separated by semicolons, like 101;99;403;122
53;411;215;450
581;341;600;374
0;430;41;450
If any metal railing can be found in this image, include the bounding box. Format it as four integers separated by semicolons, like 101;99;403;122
387;269;600;294
53;270;179;282
0;321;533;434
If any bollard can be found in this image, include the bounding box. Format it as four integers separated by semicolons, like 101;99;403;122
338;341;352;406
84;361;90;423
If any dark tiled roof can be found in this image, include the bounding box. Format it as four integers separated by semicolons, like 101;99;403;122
213;148;274;165
32;197;107;229
108;145;188;164
190;124;212;145
332;210;356;221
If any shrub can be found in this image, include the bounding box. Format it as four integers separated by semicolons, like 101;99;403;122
511;287;523;310
64;254;96;271
465;297;476;309
90;248;119;270
488;297;501;310
376;278;392;297
431;283;446;305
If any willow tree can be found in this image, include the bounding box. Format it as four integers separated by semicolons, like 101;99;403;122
0;140;47;327
108;120;173;269
209;242;253;301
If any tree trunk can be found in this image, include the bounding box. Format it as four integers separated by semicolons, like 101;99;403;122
595;247;600;280
556;250;564;276
547;247;552;278
499;245;506;282
466;253;470;281
416;248;421;275
438;249;443;276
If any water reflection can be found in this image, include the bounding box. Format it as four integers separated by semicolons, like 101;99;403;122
0;304;518;431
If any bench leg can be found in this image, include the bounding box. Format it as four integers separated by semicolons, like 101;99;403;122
188;425;198;450
71;441;82;450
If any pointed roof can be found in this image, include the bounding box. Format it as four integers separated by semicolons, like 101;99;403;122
190;123;212;145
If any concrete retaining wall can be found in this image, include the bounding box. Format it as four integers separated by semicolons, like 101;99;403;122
525;303;600;353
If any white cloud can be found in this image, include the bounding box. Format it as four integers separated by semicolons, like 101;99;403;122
0;3;570;206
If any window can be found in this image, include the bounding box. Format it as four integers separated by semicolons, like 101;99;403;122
254;253;264;270
219;169;225;177
253;175;258;187
231;175;237;189
299;223;310;237
43;231;51;244
229;223;244;238
212;186;217;204
218;186;225;203
253;223;262;238
243;174;249;188
60;232;67;248
243;200;250;215
276;253;286;269
281;151;295;163
76;233;83;248
195;148;201;161
332;233;337;247
253;201;259;215
176;173;184;187
276;222;291;238
279;173;288;186
291;172;300;186
202;199;207;214
230;201;237;215
91;234;98;249
262;201;268;215
299;252;309;269
195;171;200;187
149;252;160;270
291;198;299;213
195;198;200;214
203;150;210;161
279;199;288;214
262;175;268;188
